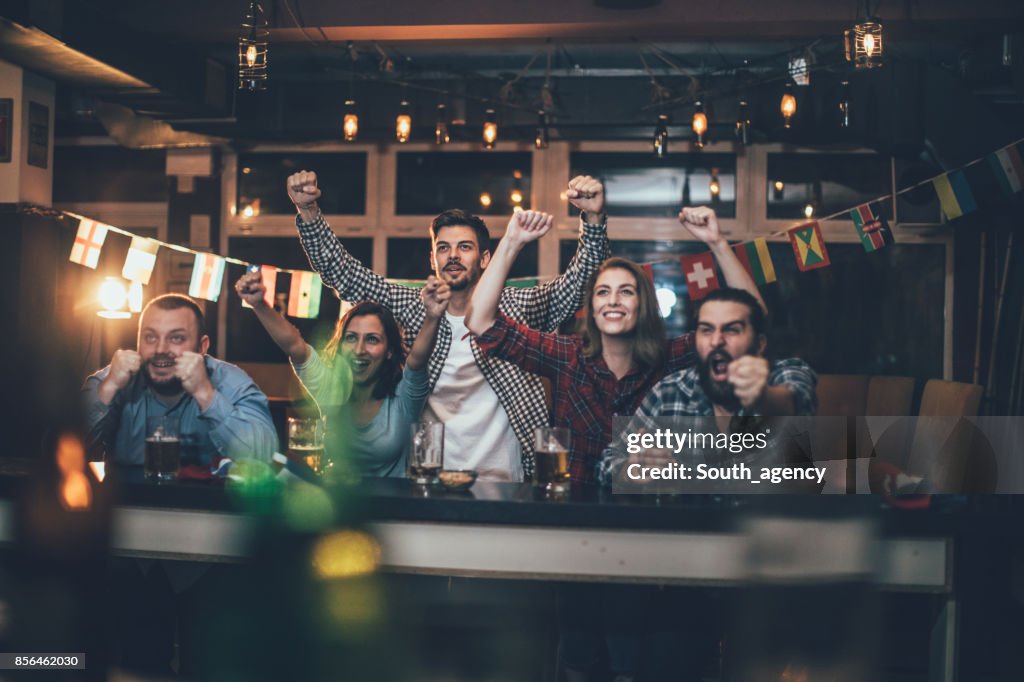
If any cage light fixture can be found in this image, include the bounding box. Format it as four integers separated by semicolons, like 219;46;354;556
534;111;549;150
692;101;708;149
482;109;498;149
343;100;359;141
653;113;669;158
435;104;450;145
237;1;269;91
396;101;412;143
844;3;884;69
735;100;751;145
780;83;797;128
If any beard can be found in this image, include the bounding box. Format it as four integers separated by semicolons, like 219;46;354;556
144;353;183;396
697;341;759;412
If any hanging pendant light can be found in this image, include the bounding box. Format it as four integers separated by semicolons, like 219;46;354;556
435;104;450;145
780;83;797;129
735;100;751;145
534;111;550;150
692;101;708;149
653;113;669;158
343;100;359;142
237;1;269;91
844;2;884;69
396;100;412;143
482;109;498;149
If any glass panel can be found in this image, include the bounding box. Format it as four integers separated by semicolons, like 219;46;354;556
387;237;538;280
561;240;944;377
570;152;737;218
226;236;372;362
766;153;891;221
237;153;366;216
396;152;532;216
54;147;167;202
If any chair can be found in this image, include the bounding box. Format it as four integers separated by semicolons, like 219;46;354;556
906;380;992;493
815;374;869;416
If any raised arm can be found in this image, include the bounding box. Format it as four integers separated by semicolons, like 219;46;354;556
409;276;450;371
679;206;767;315
235;270;310;364
504;176;610;330
465;210;553;336
287;171;421;326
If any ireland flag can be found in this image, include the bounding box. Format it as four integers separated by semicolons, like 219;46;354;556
288;271;322;318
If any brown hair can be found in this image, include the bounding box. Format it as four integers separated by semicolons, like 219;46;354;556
323;302;406;400
142;293;205;338
579;257;666;370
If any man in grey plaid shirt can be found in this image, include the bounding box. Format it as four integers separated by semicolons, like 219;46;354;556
598;287;818;487
287;171;610;481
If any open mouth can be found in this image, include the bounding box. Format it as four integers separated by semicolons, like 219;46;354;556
351;359;371;372
444;265;465;274
708;351;731;380
603;311;625;320
149;357;175;369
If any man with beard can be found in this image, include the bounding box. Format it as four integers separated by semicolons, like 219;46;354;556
83;293;277;466
597;287;817;487
287;170;608;480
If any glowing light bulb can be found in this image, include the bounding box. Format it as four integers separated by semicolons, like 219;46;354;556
97;277;130;319
396;101;411;143
781;86;797;129
863;33;876;55
343;100;358;141
804;203;815;218
510;189;523;204
482;109;498;149
246;44;258;67
692;102;708;149
479;192;492;208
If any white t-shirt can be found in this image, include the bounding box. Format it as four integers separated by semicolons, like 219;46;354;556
424;313;523;482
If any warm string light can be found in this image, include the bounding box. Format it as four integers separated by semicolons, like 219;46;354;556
653;114;669;158
479;192;492;208
780;83;797;129
343;100;358;142
510;169;524;205
435;104;450;145
237;1;268;92
839;80;851;129
482;109;498;149
692;101;708;149
395;101;412;143
773;180;785;201
735;100;751;145
709;168;721;202
534;111;549;150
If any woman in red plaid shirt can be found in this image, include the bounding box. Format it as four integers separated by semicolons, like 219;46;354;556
466;177;765;485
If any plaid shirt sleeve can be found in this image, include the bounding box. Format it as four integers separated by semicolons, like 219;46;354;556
475;311;577;380
502;217;610;330
768;358;818;416
666;332;697;373
596;384;667;487
296;212;423;328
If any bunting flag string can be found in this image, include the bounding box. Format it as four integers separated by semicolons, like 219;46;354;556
51;136;1024;306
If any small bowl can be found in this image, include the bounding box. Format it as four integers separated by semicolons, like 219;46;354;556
438;469;478;491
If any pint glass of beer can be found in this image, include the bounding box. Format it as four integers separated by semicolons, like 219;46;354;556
145;415;181;483
288;415;327;474
409;421;444;486
534;426;571;493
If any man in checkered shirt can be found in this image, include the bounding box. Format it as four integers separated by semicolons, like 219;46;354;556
598;287;818;488
287;171;609;481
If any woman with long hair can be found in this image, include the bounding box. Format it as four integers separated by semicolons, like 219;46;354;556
236;271;449;476
465;180;764;682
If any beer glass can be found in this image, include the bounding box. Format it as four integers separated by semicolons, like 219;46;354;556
145;415;181;482
534;426;571;493
409;421;444;485
288;415;327;474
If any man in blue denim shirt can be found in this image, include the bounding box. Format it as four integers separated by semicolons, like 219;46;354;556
83;294;277;465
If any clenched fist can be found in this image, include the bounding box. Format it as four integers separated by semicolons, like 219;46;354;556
679;206;723;246
97;349;142;404
727;355;769;409
566;175;605;219
235;270;268;308
504;209;553;249
286;170;321;214
175;351;215;409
